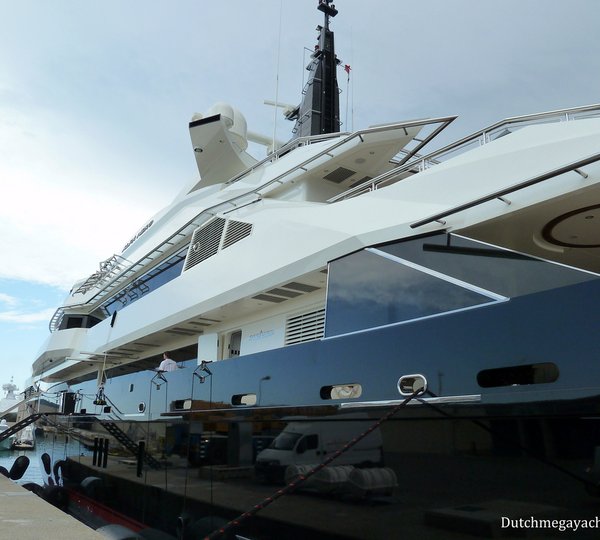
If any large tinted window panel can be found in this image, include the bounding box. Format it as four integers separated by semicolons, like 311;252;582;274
325;250;492;337
103;250;186;316
379;234;596;298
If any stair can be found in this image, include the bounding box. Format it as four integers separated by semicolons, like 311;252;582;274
98;420;162;470
0;413;43;443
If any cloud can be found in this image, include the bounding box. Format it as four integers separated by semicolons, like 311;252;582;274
1;0;600;292
0;293;18;307
0;307;55;324
0;97;170;289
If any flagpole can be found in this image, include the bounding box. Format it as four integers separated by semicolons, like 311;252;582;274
272;0;283;155
344;65;351;131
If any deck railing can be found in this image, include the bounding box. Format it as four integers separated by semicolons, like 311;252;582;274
50;117;454;331
328;103;600;204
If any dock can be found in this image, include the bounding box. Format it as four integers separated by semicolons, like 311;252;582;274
0;474;102;539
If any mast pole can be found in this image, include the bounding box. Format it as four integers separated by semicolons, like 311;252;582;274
289;0;341;138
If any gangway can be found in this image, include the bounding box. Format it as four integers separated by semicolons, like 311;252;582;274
0;413;45;443
0;412;163;471
98;420;163;470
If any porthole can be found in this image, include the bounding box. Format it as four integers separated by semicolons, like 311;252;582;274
231;393;257;406
138;402;146;413
173;399;192;410
397;374;427;396
320;383;362;400
477;362;559;388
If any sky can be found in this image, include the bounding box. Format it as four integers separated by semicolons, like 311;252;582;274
1;0;600;390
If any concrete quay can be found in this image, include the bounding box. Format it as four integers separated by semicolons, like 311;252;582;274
0;474;103;539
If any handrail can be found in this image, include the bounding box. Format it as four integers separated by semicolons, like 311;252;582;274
410;150;600;229
326;116;457;204
416;102;600;169
49;105;600;331
225;131;351;186
328;103;600;204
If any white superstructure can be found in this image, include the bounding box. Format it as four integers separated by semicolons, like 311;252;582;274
31;103;600;392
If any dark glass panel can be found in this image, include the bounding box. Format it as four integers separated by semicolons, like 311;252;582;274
380;233;596;298
325;250;491;337
103;248;187;316
478;362;559;387
64;316;83;329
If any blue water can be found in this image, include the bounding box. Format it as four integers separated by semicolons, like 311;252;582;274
0;432;92;486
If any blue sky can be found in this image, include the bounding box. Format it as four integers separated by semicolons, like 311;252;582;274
1;0;600;390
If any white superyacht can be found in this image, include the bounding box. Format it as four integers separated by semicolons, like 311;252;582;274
23;2;600;538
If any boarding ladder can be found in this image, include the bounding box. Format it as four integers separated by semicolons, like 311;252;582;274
0;413;44;443
98;420;162;470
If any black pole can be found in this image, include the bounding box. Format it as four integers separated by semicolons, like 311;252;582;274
102;438;109;468
92;437;99;466
137;441;145;478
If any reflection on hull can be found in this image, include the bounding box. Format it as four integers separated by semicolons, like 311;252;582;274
56;396;600;540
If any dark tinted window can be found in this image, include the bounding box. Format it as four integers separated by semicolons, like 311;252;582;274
379;233;595;298
325;249;492;337
477;362;559;387
65;316;83;329
103;248;187;316
325;232;598;337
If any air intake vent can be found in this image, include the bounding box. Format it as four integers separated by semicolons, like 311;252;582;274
323;166;355;184
285;307;325;345
184;217;226;271
223;220;253;249
349;176;373;189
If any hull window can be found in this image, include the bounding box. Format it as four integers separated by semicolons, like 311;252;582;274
477;362;559;387
231;393;257;406
320;383;362;400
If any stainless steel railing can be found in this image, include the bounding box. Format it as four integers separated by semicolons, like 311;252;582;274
327;103;600;204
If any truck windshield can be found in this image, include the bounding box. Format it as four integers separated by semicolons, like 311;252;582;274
269;432;302;450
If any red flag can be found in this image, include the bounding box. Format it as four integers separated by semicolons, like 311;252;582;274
344;64;351;75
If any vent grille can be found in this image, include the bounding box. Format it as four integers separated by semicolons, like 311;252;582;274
184;218;253;272
223;220;253;249
323;166;356;184
252;294;287;303
184;218;226;271
285;308;325;345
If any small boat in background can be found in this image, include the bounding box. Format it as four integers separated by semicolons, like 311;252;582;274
12;424;35;450
0;379;20;420
0;420;15;451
